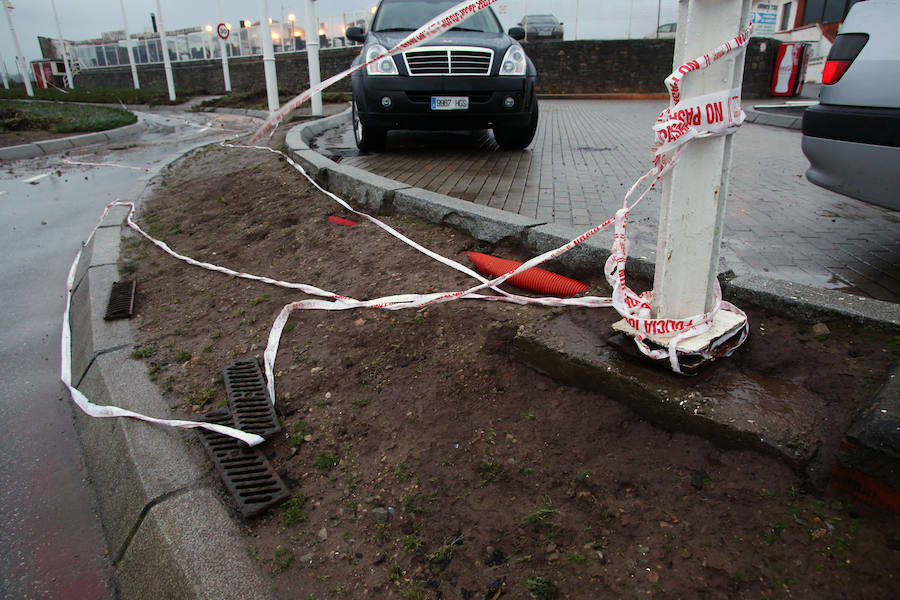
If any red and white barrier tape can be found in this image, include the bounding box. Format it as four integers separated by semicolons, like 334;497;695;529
61;207;266;447
62;5;753;445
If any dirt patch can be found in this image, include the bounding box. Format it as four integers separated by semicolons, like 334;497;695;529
0;129;72;147
122;141;900;599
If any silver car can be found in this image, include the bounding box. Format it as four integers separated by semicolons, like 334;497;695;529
801;0;900;211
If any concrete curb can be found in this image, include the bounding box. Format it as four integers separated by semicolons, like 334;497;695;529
0;119;149;161
744;106;804;130
70;167;275;599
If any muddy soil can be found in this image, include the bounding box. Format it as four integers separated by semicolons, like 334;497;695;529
0;130;72;147
122;141;900;599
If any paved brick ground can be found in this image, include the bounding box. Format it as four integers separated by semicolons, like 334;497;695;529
327;99;900;303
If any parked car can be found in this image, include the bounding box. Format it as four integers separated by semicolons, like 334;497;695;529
644;22;677;39
801;0;900;211
518;14;564;40
345;0;538;152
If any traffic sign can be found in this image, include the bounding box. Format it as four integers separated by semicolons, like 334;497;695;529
217;23;230;40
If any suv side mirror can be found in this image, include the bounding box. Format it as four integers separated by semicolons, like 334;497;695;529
508;26;525;41
346;26;366;43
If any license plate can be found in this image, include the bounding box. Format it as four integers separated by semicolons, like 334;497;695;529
431;96;469;110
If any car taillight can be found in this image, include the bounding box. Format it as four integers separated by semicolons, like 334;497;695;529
822;33;868;85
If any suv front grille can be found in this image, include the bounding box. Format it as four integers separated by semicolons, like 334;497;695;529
403;46;493;76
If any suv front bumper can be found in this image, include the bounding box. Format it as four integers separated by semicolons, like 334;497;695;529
353;74;536;131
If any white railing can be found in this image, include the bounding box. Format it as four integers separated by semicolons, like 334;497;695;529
70;11;371;70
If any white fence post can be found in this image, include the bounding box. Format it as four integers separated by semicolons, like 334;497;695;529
305;0;323;117
259;0;280;114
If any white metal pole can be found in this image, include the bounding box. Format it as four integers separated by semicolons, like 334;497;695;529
0;49;9;89
216;0;231;91
154;0;176;100
304;0;322;116
652;0;751;319
50;0;74;87
3;1;34;96
119;0;140;89
575;0;579;40
627;0;634;39
259;0;280;114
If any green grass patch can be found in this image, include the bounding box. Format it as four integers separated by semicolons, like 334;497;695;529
130;345;156;359
0;100;136;134
315;451;340;471
281;494;309;527
0;87;184;105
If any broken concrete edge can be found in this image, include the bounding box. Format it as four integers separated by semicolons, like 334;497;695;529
840;360;900;489
0;119;149;162
285;113;898;333
68;152;279;600
511;318;818;469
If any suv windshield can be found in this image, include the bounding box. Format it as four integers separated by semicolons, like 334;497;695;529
373;0;503;33
524;15;558;25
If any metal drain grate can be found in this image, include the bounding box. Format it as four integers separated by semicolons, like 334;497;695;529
104;280;136;320
223;359;281;439
198;408;290;517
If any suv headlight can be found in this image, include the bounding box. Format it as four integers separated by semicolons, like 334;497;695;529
365;44;398;76
500;44;527;76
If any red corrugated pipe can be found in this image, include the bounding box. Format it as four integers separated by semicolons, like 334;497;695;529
464;251;589;297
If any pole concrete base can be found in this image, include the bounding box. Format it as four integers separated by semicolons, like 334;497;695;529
612;310;747;373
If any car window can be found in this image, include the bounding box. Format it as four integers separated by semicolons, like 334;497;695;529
525;16;558;25
373;0;502;33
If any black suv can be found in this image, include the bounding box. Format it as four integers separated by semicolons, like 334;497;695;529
346;0;538;151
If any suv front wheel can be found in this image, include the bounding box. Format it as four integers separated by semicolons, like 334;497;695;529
352;99;386;152
492;100;539;150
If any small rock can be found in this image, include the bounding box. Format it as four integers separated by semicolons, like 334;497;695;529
812;323;830;337
691;470;710;490
638;546;650;556
546;543;557;552
300;553;314;563
647;570;660;584
372;507;390;523
354;318;365;326
317;527;328;541
325;392;332;400
310;366;323;375
547;552;560;562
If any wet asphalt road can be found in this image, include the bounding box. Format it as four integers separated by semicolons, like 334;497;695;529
0;111;257;599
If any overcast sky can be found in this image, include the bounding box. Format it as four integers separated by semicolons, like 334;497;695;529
2;0;677;75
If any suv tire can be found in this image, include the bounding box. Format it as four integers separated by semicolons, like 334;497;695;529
492;100;538;150
353;99;386;152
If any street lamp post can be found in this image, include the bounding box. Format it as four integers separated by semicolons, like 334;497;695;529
647;0;751;358
2;0;34;96
50;0;74;88
288;13;296;50
0;48;9;89
154;0;176;100
119;0;139;88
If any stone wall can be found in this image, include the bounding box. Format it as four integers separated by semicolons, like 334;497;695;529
73;38;780;99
